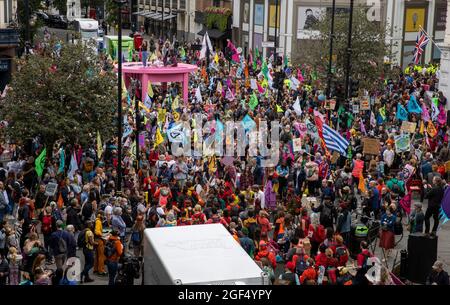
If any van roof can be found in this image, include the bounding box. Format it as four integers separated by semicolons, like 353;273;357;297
144;224;264;284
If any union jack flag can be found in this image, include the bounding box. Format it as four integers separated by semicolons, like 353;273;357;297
412;30;430;65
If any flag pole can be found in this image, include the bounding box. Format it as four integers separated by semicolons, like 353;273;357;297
419;25;442;52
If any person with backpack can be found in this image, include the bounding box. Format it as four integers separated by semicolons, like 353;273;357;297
278;261;300;285
386;174;405;198
191;204;206;225
307;215;326;256
354;241;374;285
111;207;127;252
239;227;255;258
49;220;71;270
105;230;123;285
333;235;349;267
336;203;352;247
79;220;95;283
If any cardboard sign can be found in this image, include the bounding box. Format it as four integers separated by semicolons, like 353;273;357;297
394;134;411;153
401;121;417;133
352;104;360;113
360;99;370;111
331;151;340;164
362;138;381;155
292;138;302;152
325;99;336;110
45;182;58;197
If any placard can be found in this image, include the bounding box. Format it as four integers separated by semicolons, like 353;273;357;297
352;104;359;113
330;151;340;164
292;138;302;152
394;134;411;153
362;138;381;155
45;182;58;197
360;99;370;111
401;121;417;133
325;99;336;110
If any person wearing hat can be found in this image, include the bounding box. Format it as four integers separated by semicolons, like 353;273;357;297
239;227;255;258
409;202;425;233
426;261;449;285
278;261;299;285
105;230;124;285
255;240;276;269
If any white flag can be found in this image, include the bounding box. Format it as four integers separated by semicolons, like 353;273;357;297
293;97;302;116
250;79;258;90
68;152;78;180
200;32;213;60
290;76;300;88
195;86;202;103
167;124;185;143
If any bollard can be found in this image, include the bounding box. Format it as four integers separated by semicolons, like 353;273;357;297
400;249;408;280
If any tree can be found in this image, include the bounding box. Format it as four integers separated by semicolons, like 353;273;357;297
295;6;393;91
0;40;118;149
105;0;121;27
52;0;68;16
17;0;43;45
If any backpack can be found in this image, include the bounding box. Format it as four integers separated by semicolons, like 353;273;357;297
104;239;117;258
246;220;258;240
306;166;315;178
57;232;67;254
335;246;349;266
320;205;333;225
77;229;88;248
390;180;404;196
131;231;141;245
41;215;52;235
295;255;308;276
160;187;169;197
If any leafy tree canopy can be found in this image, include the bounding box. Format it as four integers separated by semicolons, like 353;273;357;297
0;40;118;149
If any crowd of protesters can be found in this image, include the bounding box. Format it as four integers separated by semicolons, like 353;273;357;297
0;31;449;286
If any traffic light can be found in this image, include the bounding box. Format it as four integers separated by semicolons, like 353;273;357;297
350;79;359;98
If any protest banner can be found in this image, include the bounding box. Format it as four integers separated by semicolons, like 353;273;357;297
362;138;381;155
394;134;411;153
401;121;417;133
331;151;340;164
352;104;359;113
360;99;370;111
292;138;302;152
325;100;336;110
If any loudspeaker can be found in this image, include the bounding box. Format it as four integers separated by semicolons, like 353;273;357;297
407;233;437;284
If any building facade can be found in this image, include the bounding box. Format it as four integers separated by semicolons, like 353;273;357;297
231;0;448;69
0;0;18;92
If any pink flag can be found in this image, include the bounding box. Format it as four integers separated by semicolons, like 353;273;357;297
313;110;325;123
297;69;304;82
138;133;146;148
226;77;231;89
360;120;367;135
227;40;240;62
438;105;447;125
257;81;265;94
422;103;430;122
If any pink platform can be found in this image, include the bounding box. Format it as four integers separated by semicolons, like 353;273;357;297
116;62;198;105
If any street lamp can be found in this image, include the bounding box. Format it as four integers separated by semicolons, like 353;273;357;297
115;0;127;193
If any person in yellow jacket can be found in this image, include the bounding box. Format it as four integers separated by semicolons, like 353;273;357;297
93;211;107;276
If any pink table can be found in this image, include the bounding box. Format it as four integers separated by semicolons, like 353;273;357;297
116;62;198;105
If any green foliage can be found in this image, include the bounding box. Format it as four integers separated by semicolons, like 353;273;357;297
0;41;118;148
295;6;392;91
105;0;120;26
204;7;232;32
52;0;67;15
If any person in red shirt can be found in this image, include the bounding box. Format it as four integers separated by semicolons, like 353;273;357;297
257;210;272;236
255;240;277;269
300;258;317;284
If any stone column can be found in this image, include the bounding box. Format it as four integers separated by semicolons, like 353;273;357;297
438;0;450;109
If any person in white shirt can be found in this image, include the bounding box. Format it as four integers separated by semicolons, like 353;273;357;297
383;144;395;175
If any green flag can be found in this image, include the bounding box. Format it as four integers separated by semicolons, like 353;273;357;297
255;48;260;60
262;61;269;80
35;148;46;178
249;92;259;110
284;55;288;67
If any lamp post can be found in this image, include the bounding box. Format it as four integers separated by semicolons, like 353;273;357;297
326;0;336;98
24;0;30;43
116;0;127;193
344;0;354;101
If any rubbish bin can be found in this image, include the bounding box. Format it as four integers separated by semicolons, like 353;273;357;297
134;34;143;51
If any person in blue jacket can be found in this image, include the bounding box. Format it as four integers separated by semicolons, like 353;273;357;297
379;206;396;260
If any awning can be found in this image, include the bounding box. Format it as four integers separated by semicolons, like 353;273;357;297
147;12;162;20
197;28;226;39
162;14;176;21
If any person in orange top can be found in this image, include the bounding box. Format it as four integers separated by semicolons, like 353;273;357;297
255;241;277;269
105;230;123;285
